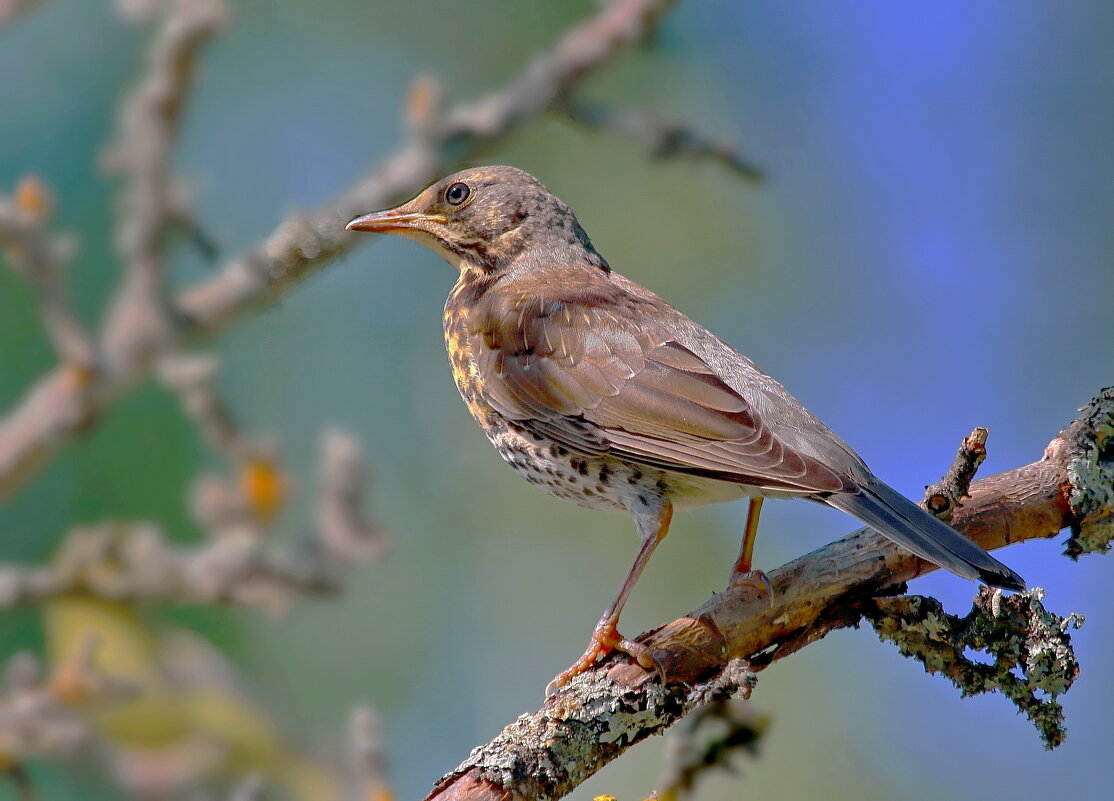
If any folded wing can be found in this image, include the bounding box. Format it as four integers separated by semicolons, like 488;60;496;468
469;282;850;495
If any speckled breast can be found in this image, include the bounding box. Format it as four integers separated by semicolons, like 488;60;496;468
441;282;747;515
442;287;637;513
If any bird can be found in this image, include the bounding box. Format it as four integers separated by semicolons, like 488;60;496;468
346;165;1025;690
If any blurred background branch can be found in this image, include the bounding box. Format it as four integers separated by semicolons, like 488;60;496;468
553;98;764;181
0;176;93;367
0;0;42;25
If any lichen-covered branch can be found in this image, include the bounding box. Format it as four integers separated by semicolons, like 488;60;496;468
427;659;755;801
866;588;1083;749
1056;386;1114;557
0;0;684;501
423;387;1112;801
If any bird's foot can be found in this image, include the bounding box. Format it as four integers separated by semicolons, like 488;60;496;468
727;568;774;608
545;619;659;697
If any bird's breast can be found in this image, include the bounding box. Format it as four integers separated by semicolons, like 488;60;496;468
442;303;491;429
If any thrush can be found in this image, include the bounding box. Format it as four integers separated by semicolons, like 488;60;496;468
347;166;1025;690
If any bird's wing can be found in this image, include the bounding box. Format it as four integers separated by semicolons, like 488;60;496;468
468;280;851;494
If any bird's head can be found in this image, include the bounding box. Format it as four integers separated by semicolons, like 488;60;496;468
346;165;608;275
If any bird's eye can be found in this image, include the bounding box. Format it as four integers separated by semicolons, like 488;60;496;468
445;182;471;206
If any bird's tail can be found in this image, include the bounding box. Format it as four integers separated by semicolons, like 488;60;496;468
825;479;1025;591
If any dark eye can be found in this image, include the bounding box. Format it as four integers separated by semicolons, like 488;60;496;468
445;182;471;206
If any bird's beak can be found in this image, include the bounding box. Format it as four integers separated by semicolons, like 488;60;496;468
346;208;444;233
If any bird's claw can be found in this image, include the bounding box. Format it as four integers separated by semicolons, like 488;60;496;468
545;622;664;697
728;568;775;609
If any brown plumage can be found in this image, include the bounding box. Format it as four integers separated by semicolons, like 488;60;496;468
347;166;1025;690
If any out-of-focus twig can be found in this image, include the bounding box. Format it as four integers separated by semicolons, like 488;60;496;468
0;636;136;774
346;705;392;801
0;522;334;614
158;353;249;462
0;0;683;501
100;0;227;371
0;385;385;614
0;0;44;25
0;176;94;366
554;98;763;180
653;699;767;801
319;429;388;563
158;353;289;533
227;774;267;801
159;350;386;571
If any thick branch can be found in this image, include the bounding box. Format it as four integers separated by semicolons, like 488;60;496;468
423;388;1112;801
0;0;677;501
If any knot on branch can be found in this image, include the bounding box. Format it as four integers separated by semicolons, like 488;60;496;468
1058;387;1114;558
923;427;987;518
866;587;1083;749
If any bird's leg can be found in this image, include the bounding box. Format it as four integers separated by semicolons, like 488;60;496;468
547;500;672;695
728;496;773;600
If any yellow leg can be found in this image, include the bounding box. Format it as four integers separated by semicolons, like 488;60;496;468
731;496;763;576
547;501;673;695
728;497;773;602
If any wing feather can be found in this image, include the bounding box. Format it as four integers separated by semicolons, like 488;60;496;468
468;280;848;494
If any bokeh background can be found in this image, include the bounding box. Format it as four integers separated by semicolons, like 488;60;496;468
2;0;1113;798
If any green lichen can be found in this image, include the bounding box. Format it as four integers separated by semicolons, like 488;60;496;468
1063;387;1114;558
867;587;1083;749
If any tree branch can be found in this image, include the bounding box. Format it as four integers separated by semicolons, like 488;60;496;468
100;0;227;372
866;587;1082;749
423;387;1112;801
0;423;386;615
0;176;93;367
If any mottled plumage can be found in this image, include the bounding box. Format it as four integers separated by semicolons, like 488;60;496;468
348;166;1025;689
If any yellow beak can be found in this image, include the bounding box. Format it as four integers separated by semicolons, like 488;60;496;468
346;209;443;233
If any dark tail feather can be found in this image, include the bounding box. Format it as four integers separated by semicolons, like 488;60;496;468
826;479;1025;591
